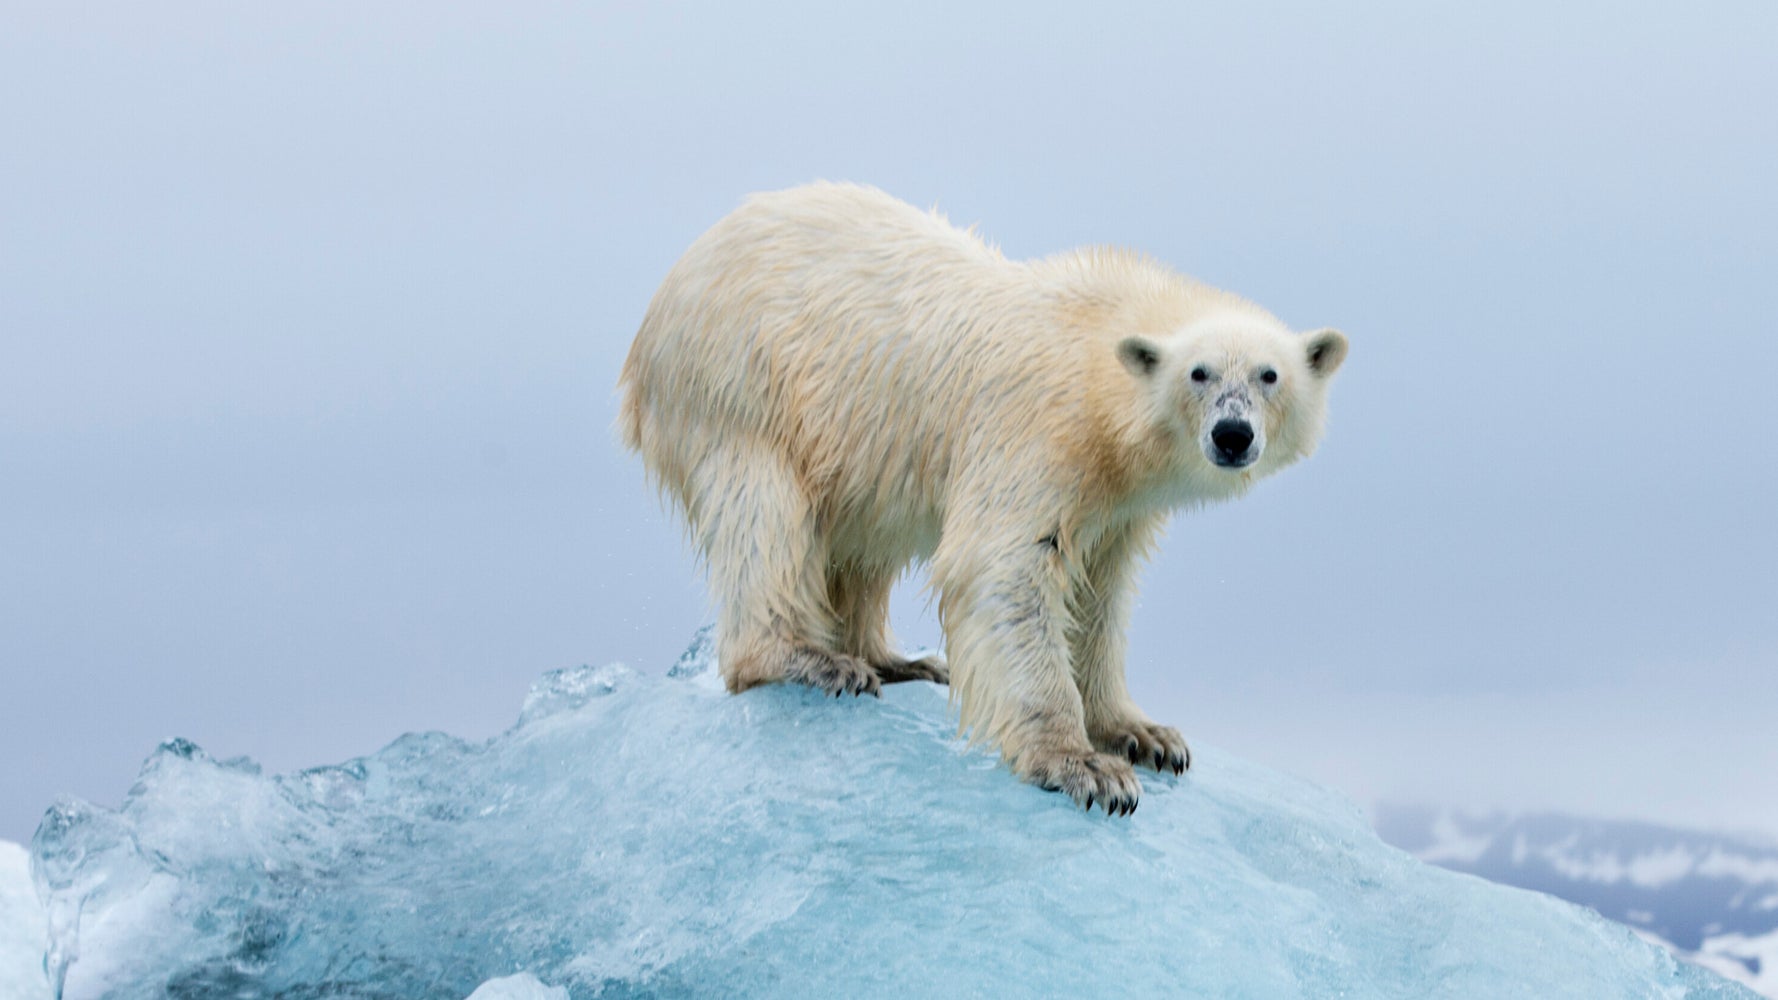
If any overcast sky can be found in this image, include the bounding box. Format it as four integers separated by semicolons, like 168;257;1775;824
3;1;1775;844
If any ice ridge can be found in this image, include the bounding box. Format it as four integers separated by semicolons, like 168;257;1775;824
29;630;1755;998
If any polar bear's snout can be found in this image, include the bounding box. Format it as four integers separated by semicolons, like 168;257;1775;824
1204;384;1265;470
1210;419;1257;468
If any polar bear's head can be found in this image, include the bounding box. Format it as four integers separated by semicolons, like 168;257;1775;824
1116;313;1348;485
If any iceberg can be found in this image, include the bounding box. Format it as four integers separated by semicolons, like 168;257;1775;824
28;630;1754;999
2;840;51;1000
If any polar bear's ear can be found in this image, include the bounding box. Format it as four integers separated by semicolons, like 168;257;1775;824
1117;336;1162;377
1305;329;1349;378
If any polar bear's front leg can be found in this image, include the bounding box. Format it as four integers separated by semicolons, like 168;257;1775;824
1072;519;1190;775
936;527;1142;815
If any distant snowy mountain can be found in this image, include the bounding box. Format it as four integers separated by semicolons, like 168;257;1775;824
1376;803;1778;998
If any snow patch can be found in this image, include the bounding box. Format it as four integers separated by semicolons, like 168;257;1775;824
1630;846;1702;889
1668;928;1778;999
1417;810;1494;864
1545;846;1631;884
1698;851;1778;886
1537;843;1698;889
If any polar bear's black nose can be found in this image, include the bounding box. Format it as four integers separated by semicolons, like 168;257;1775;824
1211;419;1255;462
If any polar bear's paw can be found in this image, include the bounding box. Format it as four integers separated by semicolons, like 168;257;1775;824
785;647;882;698
1092;720;1190;775
1019;747;1143;816
872;655;949;686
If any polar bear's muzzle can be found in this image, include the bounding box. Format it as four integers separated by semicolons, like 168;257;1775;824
1209;418;1259;468
1202;381;1265;469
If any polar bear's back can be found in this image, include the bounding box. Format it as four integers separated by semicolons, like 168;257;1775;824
620;184;1056;513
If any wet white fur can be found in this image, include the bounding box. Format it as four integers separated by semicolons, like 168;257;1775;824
619;182;1347;786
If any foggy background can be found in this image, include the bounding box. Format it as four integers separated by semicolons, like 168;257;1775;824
3;1;1775;845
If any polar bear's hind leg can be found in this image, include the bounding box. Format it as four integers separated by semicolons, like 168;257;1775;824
695;441;878;697
828;564;949;686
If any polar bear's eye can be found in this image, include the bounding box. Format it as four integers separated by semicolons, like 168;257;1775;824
1260;369;1278;385
1190;367;1209;383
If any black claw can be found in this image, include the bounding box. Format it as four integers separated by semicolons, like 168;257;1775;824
1084;794;1094;812
1154;750;1165;769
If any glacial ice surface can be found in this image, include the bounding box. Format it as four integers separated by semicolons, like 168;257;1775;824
31;630;1755;999
1;840;51;1000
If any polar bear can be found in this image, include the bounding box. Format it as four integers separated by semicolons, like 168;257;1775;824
620;183;1347;814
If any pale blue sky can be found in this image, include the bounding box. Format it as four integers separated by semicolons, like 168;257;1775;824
3;1;1775;842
